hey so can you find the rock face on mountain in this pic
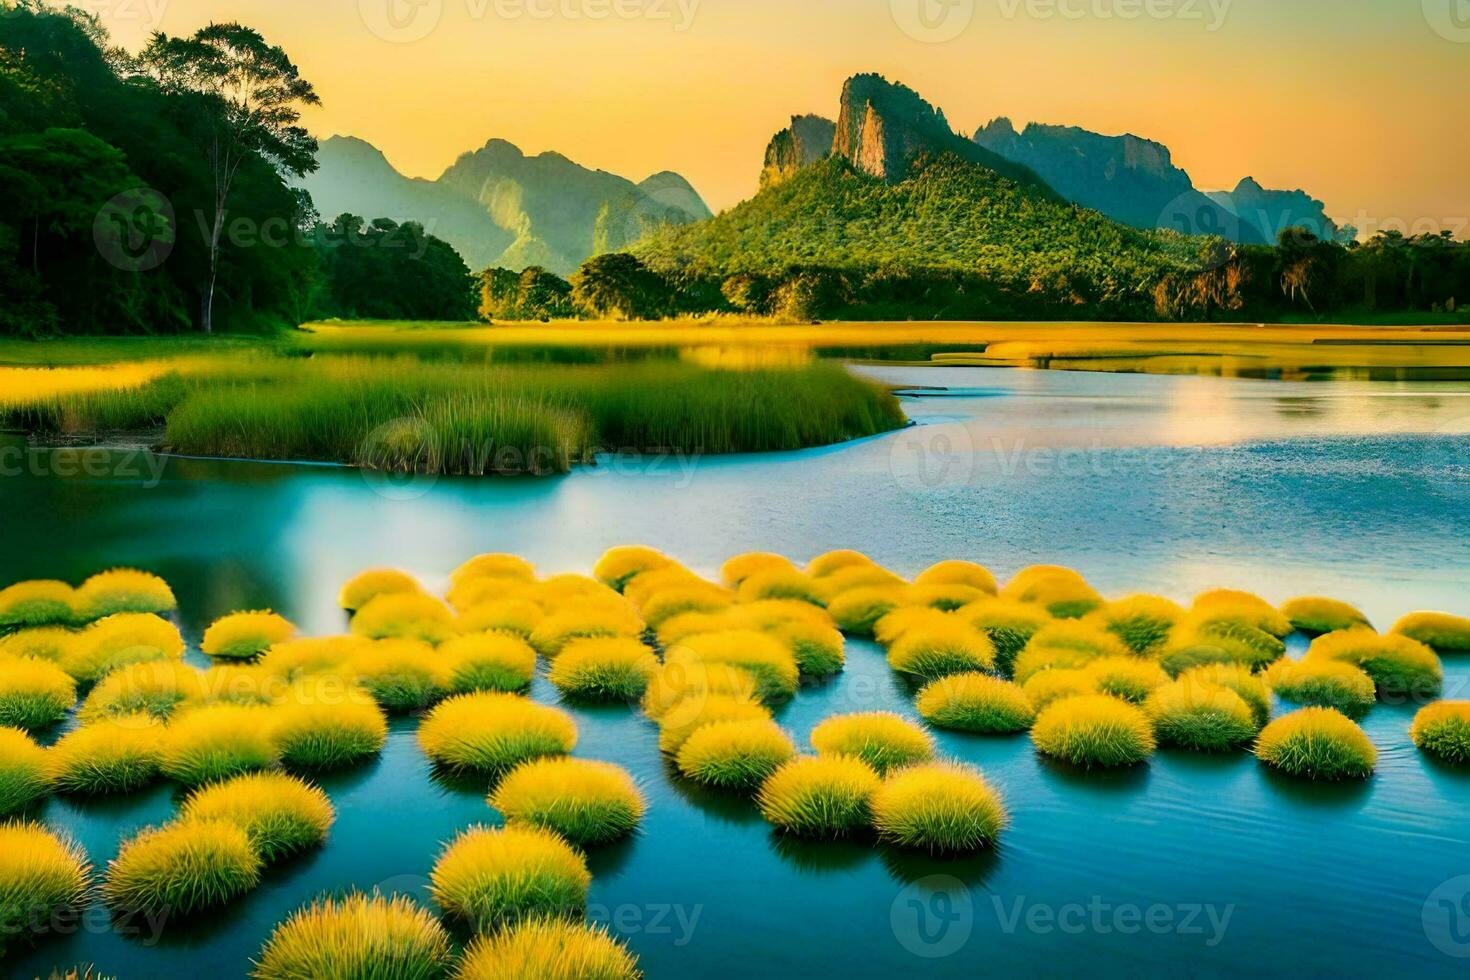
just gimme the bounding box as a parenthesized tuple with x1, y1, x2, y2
(301, 136, 711, 275)
(1207, 177, 1342, 244)
(760, 115, 836, 189)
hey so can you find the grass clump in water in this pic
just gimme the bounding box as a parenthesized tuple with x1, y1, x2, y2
(870, 761, 1006, 853)
(529, 606, 645, 659)
(0, 655, 76, 730)
(349, 639, 450, 713)
(1030, 695, 1156, 769)
(956, 598, 1051, 677)
(805, 550, 877, 579)
(640, 586, 732, 631)
(1176, 663, 1272, 727)
(767, 619, 845, 676)
(490, 758, 644, 846)
(1255, 707, 1376, 780)
(350, 593, 455, 646)
(74, 569, 176, 622)
(455, 917, 641, 980)
(1021, 669, 1097, 710)
(1191, 590, 1291, 637)
(182, 772, 334, 863)
(737, 569, 825, 607)
(915, 561, 998, 595)
(721, 552, 795, 589)
(1391, 612, 1470, 653)
(1083, 657, 1169, 704)
(1084, 596, 1183, 656)
(273, 683, 388, 770)
(1012, 622, 1131, 684)
(656, 694, 770, 755)
(338, 569, 422, 612)
(440, 633, 537, 695)
(547, 637, 658, 702)
(103, 819, 262, 916)
(666, 631, 800, 702)
(457, 598, 546, 641)
(0, 728, 51, 816)
(826, 586, 909, 637)
(202, 611, 296, 661)
(1001, 567, 1103, 619)
(48, 714, 164, 794)
(593, 547, 672, 592)
(640, 662, 759, 723)
(0, 580, 75, 629)
(418, 693, 576, 776)
(1280, 597, 1370, 636)
(886, 621, 995, 680)
(0, 821, 91, 955)
(916, 673, 1035, 734)
(757, 755, 881, 838)
(1306, 628, 1443, 700)
(430, 824, 590, 932)
(1410, 702, 1470, 765)
(1265, 658, 1376, 718)
(252, 891, 453, 980)
(63, 614, 184, 685)
(79, 661, 205, 724)
(1145, 681, 1258, 752)
(675, 718, 796, 791)
(161, 704, 281, 786)
(810, 712, 934, 774)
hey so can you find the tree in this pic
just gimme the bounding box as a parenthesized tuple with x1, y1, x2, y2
(141, 23, 319, 333)
(571, 253, 670, 320)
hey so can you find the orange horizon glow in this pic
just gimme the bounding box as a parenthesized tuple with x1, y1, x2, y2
(96, 0, 1466, 236)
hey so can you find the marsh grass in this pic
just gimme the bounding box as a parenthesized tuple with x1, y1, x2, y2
(870, 761, 1007, 853)
(757, 756, 881, 838)
(47, 714, 164, 795)
(546, 638, 659, 702)
(1254, 707, 1377, 781)
(349, 594, 455, 646)
(78, 661, 205, 724)
(252, 891, 453, 980)
(64, 613, 185, 685)
(160, 704, 281, 786)
(1265, 659, 1377, 718)
(674, 719, 796, 791)
(349, 640, 450, 713)
(1030, 695, 1156, 769)
(809, 712, 935, 775)
(0, 727, 51, 816)
(1410, 702, 1470, 765)
(914, 561, 998, 595)
(489, 758, 645, 846)
(885, 621, 995, 680)
(1280, 597, 1371, 636)
(666, 631, 800, 702)
(655, 694, 770, 755)
(273, 689, 389, 771)
(1392, 612, 1470, 653)
(916, 673, 1035, 734)
(417, 693, 577, 776)
(103, 819, 262, 916)
(338, 569, 422, 612)
(0, 821, 91, 954)
(1306, 629, 1444, 699)
(441, 633, 538, 695)
(429, 824, 590, 932)
(455, 917, 641, 980)
(1145, 682, 1258, 752)
(181, 773, 335, 864)
(768, 620, 846, 676)
(0, 655, 77, 730)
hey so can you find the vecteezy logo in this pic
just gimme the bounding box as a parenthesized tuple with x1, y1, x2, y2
(1424, 0, 1470, 42)
(1158, 191, 1243, 273)
(890, 874, 973, 958)
(359, 0, 444, 43)
(891, 0, 975, 43)
(357, 417, 442, 501)
(93, 188, 175, 272)
(888, 420, 976, 496)
(1425, 875, 1470, 958)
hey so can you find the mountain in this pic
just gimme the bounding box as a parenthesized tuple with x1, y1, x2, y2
(973, 119, 1344, 245)
(761, 115, 837, 189)
(301, 136, 711, 275)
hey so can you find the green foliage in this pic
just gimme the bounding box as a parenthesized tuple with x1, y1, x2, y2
(314, 215, 475, 322)
(571, 253, 671, 319)
(479, 265, 575, 321)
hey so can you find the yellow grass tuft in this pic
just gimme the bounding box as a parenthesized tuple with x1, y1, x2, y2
(1410, 702, 1470, 765)
(1084, 595, 1183, 655)
(593, 546, 671, 592)
(103, 818, 262, 915)
(1002, 567, 1103, 619)
(640, 585, 733, 630)
(1176, 663, 1272, 727)
(737, 568, 825, 607)
(766, 619, 846, 676)
(1012, 622, 1132, 684)
(79, 660, 205, 723)
(824, 585, 909, 636)
(640, 662, 759, 722)
(874, 607, 956, 648)
(1264, 658, 1376, 718)
(338, 569, 422, 612)
(1145, 681, 1258, 752)
(430, 824, 590, 932)
(915, 560, 998, 595)
(453, 554, 537, 588)
(47, 714, 163, 795)
(721, 552, 795, 589)
(666, 630, 799, 702)
(489, 757, 644, 846)
(0, 820, 91, 949)
(916, 673, 1035, 734)
(0, 626, 75, 663)
(63, 613, 184, 685)
(814, 564, 906, 601)
(0, 727, 51, 816)
(74, 568, 176, 621)
(456, 598, 546, 640)
(1191, 589, 1291, 637)
(870, 761, 1007, 853)
(454, 917, 641, 980)
(0, 654, 77, 730)
(1030, 695, 1156, 768)
(810, 712, 935, 774)
(441, 633, 538, 694)
(182, 772, 334, 863)
(203, 611, 297, 661)
(675, 718, 796, 791)
(1021, 669, 1097, 710)
(1391, 611, 1470, 653)
(350, 593, 454, 645)
(252, 891, 453, 980)
(1255, 707, 1376, 780)
(757, 755, 880, 837)
(448, 576, 534, 614)
(621, 566, 699, 608)
(1280, 596, 1370, 636)
(418, 693, 577, 775)
(161, 703, 281, 786)
(348, 639, 450, 713)
(529, 606, 645, 659)
(804, 550, 877, 579)
(655, 694, 769, 755)
(272, 683, 388, 770)
(257, 636, 369, 680)
(908, 584, 988, 613)
(957, 597, 1052, 676)
(0, 580, 75, 628)
(1083, 657, 1170, 704)
(1306, 628, 1443, 699)
(548, 637, 659, 702)
(886, 620, 995, 680)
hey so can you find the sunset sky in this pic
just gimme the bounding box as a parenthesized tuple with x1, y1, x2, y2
(101, 0, 1466, 235)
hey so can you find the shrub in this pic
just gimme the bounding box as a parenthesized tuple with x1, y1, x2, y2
(886, 621, 995, 680)
(161, 704, 281, 786)
(1281, 597, 1370, 636)
(0, 655, 76, 730)
(350, 639, 449, 713)
(273, 684, 389, 770)
(202, 611, 296, 661)
(442, 633, 537, 694)
(0, 728, 50, 816)
(430, 824, 590, 931)
(757, 755, 880, 837)
(490, 758, 644, 846)
(338, 569, 422, 612)
(258, 636, 370, 680)
(675, 718, 796, 791)
(1306, 628, 1443, 699)
(104, 819, 262, 916)
(455, 917, 641, 980)
(548, 638, 659, 702)
(1145, 682, 1258, 752)
(957, 598, 1051, 677)
(63, 614, 184, 684)
(1255, 707, 1376, 780)
(592, 546, 670, 592)
(418, 693, 576, 775)
(641, 586, 732, 630)
(1030, 695, 1156, 768)
(915, 561, 998, 595)
(870, 761, 1006, 852)
(1392, 612, 1470, 653)
(457, 598, 547, 640)
(0, 821, 90, 953)
(1191, 590, 1291, 637)
(0, 580, 75, 628)
(253, 891, 453, 980)
(529, 607, 645, 659)
(1265, 659, 1376, 718)
(667, 631, 799, 702)
(1083, 657, 1169, 704)
(1001, 568, 1102, 619)
(74, 569, 176, 621)
(1410, 702, 1470, 765)
(453, 553, 538, 587)
(79, 661, 205, 723)
(810, 712, 934, 774)
(182, 772, 333, 863)
(640, 662, 759, 722)
(655, 694, 770, 754)
(1085, 596, 1183, 655)
(350, 594, 454, 645)
(721, 552, 795, 589)
(1012, 622, 1131, 684)
(916, 673, 1035, 734)
(826, 586, 908, 636)
(805, 550, 876, 579)
(1177, 663, 1272, 727)
(1021, 669, 1097, 710)
(1169, 615, 1286, 671)
(737, 569, 825, 607)
(48, 714, 164, 794)
(767, 619, 845, 676)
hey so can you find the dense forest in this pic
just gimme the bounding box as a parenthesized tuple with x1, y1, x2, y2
(0, 2, 1465, 335)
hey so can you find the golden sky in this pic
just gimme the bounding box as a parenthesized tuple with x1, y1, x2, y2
(102, 0, 1466, 235)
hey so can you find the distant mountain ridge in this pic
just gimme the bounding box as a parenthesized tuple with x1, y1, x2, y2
(301, 136, 711, 275)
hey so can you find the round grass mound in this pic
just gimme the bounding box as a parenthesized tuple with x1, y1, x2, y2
(1083, 657, 1169, 704)
(805, 550, 877, 579)
(0, 626, 74, 664)
(1176, 663, 1272, 728)
(721, 552, 795, 590)
(273, 685, 389, 770)
(1021, 669, 1097, 711)
(528, 607, 645, 659)
(63, 613, 184, 685)
(756, 755, 881, 838)
(79, 660, 206, 724)
(675, 718, 796, 791)
(349, 639, 450, 713)
(666, 631, 799, 702)
(1392, 611, 1470, 653)
(1265, 658, 1376, 718)
(1001, 568, 1103, 619)
(202, 611, 297, 661)
(47, 714, 164, 795)
(621, 567, 699, 609)
(592, 546, 671, 592)
(1306, 628, 1443, 700)
(886, 621, 995, 680)
(656, 694, 770, 755)
(816, 564, 907, 601)
(257, 636, 368, 681)
(430, 824, 590, 932)
(0, 654, 77, 731)
(449, 576, 533, 615)
(418, 693, 577, 776)
(916, 673, 1035, 734)
(1084, 595, 1183, 656)
(0, 820, 91, 949)
(915, 560, 998, 595)
(810, 712, 935, 775)
(104, 818, 262, 916)
(0, 580, 75, 629)
(1156, 641, 1263, 678)
(74, 568, 176, 622)
(1030, 695, 1156, 769)
(1145, 681, 1258, 752)
(1171, 614, 1288, 672)
(252, 890, 453, 980)
(957, 598, 1052, 677)
(453, 553, 538, 588)
(908, 584, 988, 613)
(0, 727, 51, 817)
(767, 620, 846, 677)
(640, 661, 759, 723)
(161, 703, 281, 786)
(874, 607, 955, 648)
(640, 586, 733, 631)
(338, 568, 422, 612)
(547, 638, 659, 702)
(826, 586, 909, 637)
(441, 633, 537, 695)
(490, 757, 644, 846)
(1410, 702, 1470, 765)
(182, 772, 335, 863)
(737, 569, 825, 607)
(870, 761, 1006, 853)
(457, 598, 546, 641)
(350, 593, 455, 646)
(1280, 596, 1370, 636)
(1191, 589, 1292, 637)
(1255, 707, 1376, 780)
(455, 917, 641, 980)
(1012, 622, 1132, 684)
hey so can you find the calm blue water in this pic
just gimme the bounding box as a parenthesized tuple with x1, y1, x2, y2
(3, 367, 1470, 979)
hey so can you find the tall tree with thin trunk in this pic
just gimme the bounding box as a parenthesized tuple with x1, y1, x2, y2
(141, 23, 318, 334)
